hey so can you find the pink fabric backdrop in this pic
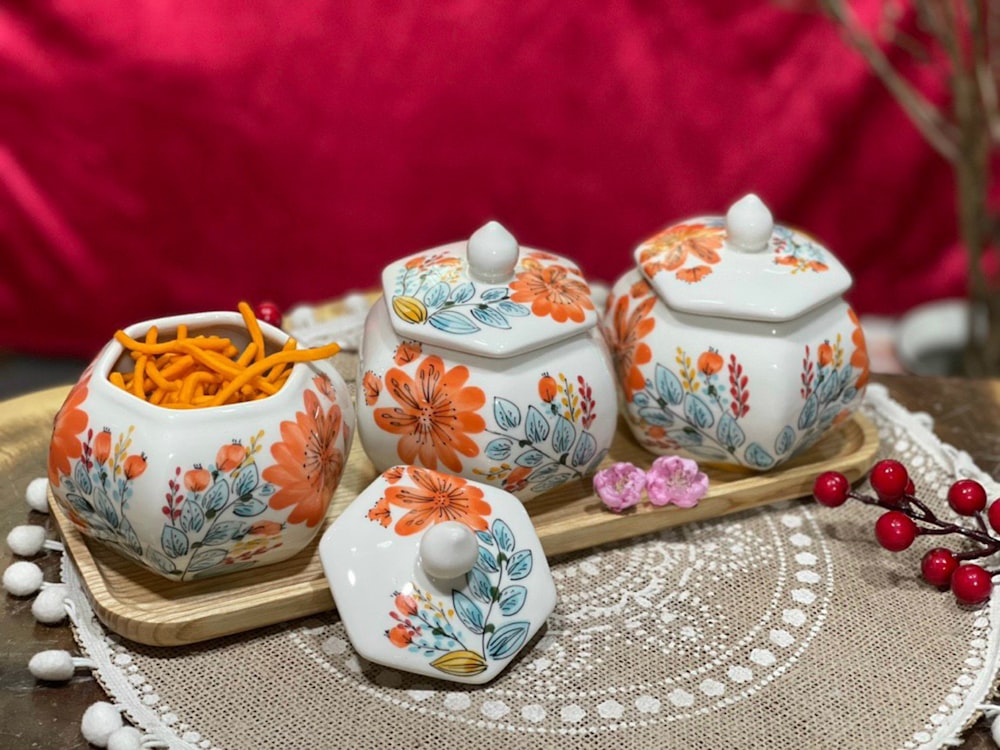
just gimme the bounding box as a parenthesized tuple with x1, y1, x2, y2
(0, 1, 965, 357)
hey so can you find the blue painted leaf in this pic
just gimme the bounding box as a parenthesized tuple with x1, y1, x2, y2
(73, 460, 92, 494)
(775, 425, 796, 455)
(234, 463, 259, 497)
(66, 493, 94, 515)
(499, 585, 528, 616)
(515, 449, 545, 468)
(492, 518, 515, 553)
(187, 547, 227, 573)
(161, 525, 189, 559)
(632, 392, 650, 408)
(467, 567, 493, 604)
(497, 301, 530, 317)
(683, 393, 715, 429)
(552, 416, 576, 454)
(531, 471, 573, 493)
(180, 500, 206, 533)
(429, 310, 480, 334)
(528, 463, 560, 480)
(94, 488, 119, 528)
(674, 428, 703, 447)
(506, 549, 533, 580)
(744, 442, 775, 469)
(798, 394, 819, 429)
(146, 548, 176, 575)
(655, 364, 685, 405)
(480, 287, 508, 302)
(816, 371, 837, 404)
(638, 407, 673, 427)
(476, 546, 500, 573)
(203, 479, 229, 513)
(486, 621, 530, 660)
(119, 517, 142, 555)
(571, 432, 597, 467)
(687, 445, 730, 462)
(717, 414, 746, 450)
(452, 590, 485, 634)
(476, 530, 495, 545)
(203, 521, 248, 546)
(423, 281, 450, 309)
(493, 398, 521, 431)
(471, 306, 511, 330)
(841, 386, 858, 404)
(586, 448, 609, 475)
(233, 498, 268, 517)
(484, 438, 513, 461)
(449, 282, 476, 304)
(525, 406, 550, 443)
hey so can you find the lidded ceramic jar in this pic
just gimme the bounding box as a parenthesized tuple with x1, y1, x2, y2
(602, 194, 869, 471)
(356, 221, 617, 500)
(47, 311, 354, 581)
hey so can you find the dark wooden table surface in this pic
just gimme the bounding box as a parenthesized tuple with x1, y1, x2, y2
(2, 373, 1000, 749)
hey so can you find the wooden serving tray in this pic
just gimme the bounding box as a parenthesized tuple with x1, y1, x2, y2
(52, 413, 879, 647)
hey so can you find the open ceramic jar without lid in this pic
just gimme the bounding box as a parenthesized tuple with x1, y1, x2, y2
(356, 221, 618, 501)
(47, 311, 354, 581)
(602, 194, 869, 471)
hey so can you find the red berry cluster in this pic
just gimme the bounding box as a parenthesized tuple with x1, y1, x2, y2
(813, 460, 998, 606)
(254, 301, 283, 328)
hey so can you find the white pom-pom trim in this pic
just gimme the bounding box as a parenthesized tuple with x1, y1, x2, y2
(32, 584, 69, 624)
(81, 701, 124, 747)
(6, 525, 63, 556)
(28, 649, 96, 681)
(25, 477, 50, 513)
(2, 560, 44, 596)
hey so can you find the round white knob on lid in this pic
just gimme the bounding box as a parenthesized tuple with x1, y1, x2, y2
(725, 194, 774, 253)
(419, 521, 479, 579)
(467, 221, 519, 283)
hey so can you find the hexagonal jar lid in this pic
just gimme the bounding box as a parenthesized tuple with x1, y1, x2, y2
(380, 221, 599, 358)
(635, 194, 853, 323)
(318, 465, 557, 684)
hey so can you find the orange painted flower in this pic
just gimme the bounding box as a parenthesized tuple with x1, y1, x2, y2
(697, 349, 724, 376)
(395, 592, 419, 616)
(848, 308, 870, 389)
(604, 291, 656, 401)
(502, 466, 532, 494)
(639, 223, 723, 283)
(123, 453, 147, 480)
(362, 370, 381, 406)
(394, 341, 422, 366)
(184, 467, 211, 492)
(48, 376, 90, 486)
(313, 373, 337, 401)
(374, 355, 485, 473)
(383, 466, 406, 484)
(216, 443, 247, 472)
(538, 373, 558, 403)
(367, 496, 392, 527)
(264, 389, 345, 527)
(509, 264, 594, 324)
(385, 467, 491, 536)
(93, 429, 112, 465)
(249, 520, 284, 537)
(388, 624, 414, 647)
(817, 341, 834, 367)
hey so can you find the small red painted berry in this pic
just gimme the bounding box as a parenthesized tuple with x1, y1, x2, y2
(920, 548, 958, 588)
(950, 564, 993, 606)
(254, 301, 283, 327)
(813, 471, 850, 507)
(874, 510, 918, 552)
(869, 459, 909, 503)
(947, 479, 988, 516)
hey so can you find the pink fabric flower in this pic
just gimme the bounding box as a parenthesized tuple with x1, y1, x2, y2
(594, 462, 647, 513)
(645, 456, 709, 508)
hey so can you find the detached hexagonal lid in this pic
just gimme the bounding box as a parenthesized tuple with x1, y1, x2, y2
(636, 194, 853, 322)
(319, 465, 557, 684)
(380, 221, 599, 358)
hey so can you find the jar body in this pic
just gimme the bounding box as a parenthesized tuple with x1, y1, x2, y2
(602, 271, 869, 470)
(47, 312, 354, 581)
(357, 297, 618, 500)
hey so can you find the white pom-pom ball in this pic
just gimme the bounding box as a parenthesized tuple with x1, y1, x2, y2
(28, 650, 75, 681)
(2, 560, 44, 595)
(81, 701, 124, 747)
(25, 477, 50, 513)
(106, 726, 143, 750)
(7, 525, 48, 556)
(32, 584, 68, 623)
(991, 714, 1000, 745)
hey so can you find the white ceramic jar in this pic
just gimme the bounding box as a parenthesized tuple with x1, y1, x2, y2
(602, 195, 869, 471)
(356, 221, 617, 500)
(47, 311, 354, 581)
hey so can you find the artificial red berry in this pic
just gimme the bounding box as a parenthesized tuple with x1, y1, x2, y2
(947, 478, 988, 516)
(988, 500, 1000, 535)
(904, 478, 915, 496)
(920, 547, 958, 588)
(813, 471, 850, 507)
(254, 301, 283, 327)
(950, 564, 993, 606)
(874, 510, 918, 551)
(869, 459, 909, 504)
